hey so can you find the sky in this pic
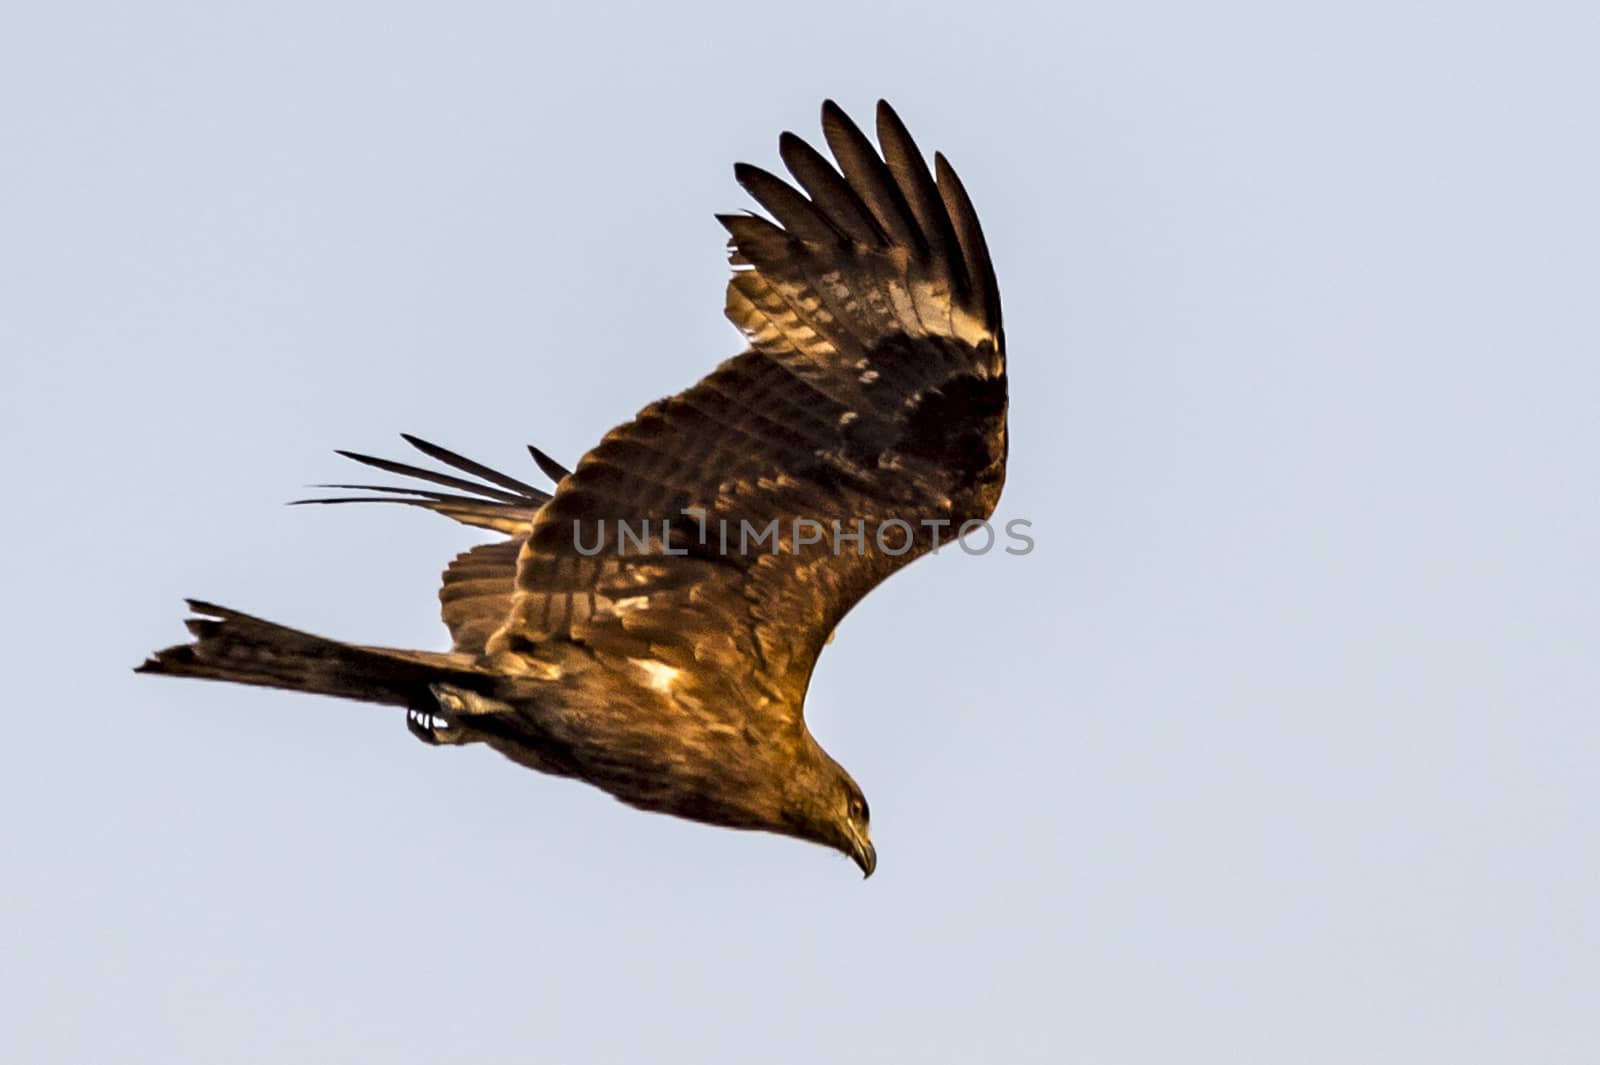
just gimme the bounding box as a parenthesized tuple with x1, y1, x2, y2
(3, 2, 1597, 1062)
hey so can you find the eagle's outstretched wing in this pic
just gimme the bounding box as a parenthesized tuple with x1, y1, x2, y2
(491, 100, 1007, 708)
(293, 434, 569, 654)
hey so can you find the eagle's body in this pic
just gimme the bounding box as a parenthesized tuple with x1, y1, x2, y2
(140, 101, 1006, 876)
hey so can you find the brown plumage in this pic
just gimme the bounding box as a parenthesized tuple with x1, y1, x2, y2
(138, 101, 1006, 877)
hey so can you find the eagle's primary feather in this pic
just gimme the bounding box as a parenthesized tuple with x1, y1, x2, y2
(139, 101, 1006, 877)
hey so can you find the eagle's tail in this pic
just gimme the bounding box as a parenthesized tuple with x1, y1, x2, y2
(136, 600, 489, 708)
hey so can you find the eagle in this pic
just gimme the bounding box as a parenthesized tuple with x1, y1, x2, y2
(139, 101, 1006, 877)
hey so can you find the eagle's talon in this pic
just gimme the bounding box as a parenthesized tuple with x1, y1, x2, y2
(406, 707, 442, 745)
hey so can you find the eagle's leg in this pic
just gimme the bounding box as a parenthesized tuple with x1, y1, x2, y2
(405, 683, 511, 746)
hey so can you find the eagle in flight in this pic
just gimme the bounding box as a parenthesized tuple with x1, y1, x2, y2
(140, 101, 1006, 877)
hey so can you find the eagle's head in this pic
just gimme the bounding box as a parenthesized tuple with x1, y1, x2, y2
(835, 778, 877, 878)
(783, 740, 876, 878)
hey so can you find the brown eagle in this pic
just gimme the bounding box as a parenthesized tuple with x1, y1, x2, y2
(139, 101, 1006, 877)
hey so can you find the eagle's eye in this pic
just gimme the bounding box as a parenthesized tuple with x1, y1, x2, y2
(847, 795, 869, 824)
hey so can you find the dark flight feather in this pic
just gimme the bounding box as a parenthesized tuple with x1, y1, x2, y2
(876, 101, 967, 303)
(777, 131, 884, 245)
(820, 100, 922, 250)
(526, 444, 573, 484)
(291, 442, 558, 536)
(935, 151, 1002, 334)
(734, 162, 839, 243)
(332, 449, 528, 504)
(399, 433, 549, 499)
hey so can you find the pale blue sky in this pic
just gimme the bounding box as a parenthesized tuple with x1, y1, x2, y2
(4, 2, 1597, 1062)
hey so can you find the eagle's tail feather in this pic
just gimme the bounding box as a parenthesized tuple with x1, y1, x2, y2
(136, 600, 488, 708)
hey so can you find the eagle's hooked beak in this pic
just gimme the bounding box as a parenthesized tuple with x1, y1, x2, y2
(849, 832, 877, 879)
